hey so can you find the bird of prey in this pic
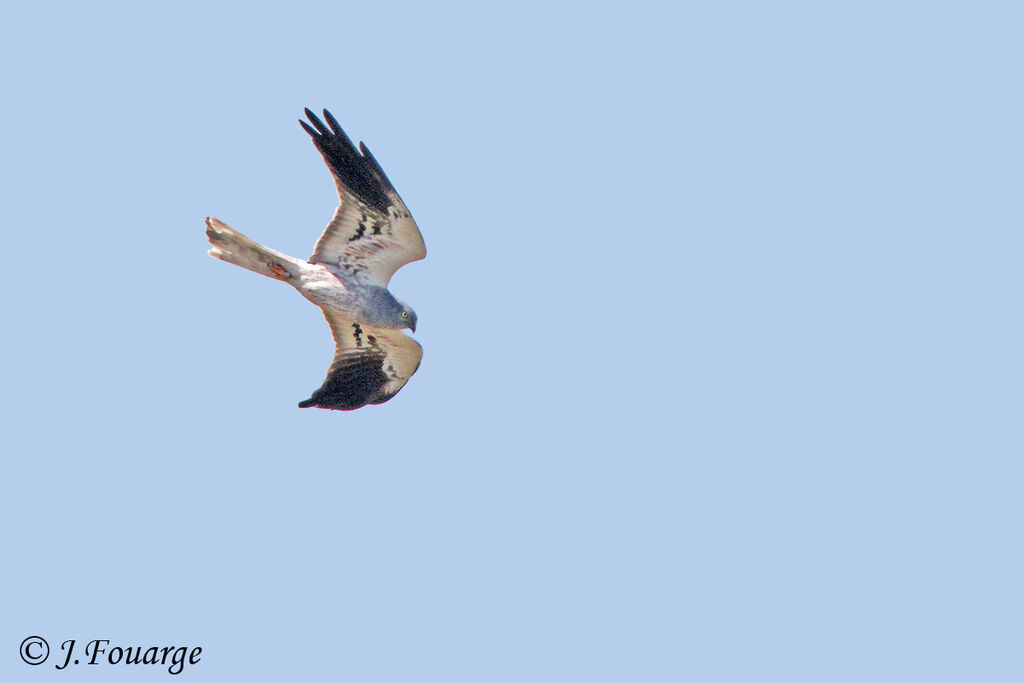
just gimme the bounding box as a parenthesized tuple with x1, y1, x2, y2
(205, 108, 426, 410)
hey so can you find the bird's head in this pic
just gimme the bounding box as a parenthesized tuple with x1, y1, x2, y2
(397, 299, 417, 333)
(362, 287, 418, 332)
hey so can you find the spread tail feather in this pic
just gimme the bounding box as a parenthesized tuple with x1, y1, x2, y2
(205, 217, 302, 281)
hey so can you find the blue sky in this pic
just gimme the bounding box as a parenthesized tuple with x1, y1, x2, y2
(2, 1, 1021, 681)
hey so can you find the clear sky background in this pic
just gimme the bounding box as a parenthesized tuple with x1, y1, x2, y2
(1, 1, 1021, 681)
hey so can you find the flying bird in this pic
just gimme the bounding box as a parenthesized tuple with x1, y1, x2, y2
(206, 108, 426, 410)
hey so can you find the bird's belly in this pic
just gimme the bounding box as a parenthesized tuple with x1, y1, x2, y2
(296, 264, 359, 312)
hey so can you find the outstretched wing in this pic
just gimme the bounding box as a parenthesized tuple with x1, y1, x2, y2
(300, 108, 426, 287)
(298, 311, 423, 411)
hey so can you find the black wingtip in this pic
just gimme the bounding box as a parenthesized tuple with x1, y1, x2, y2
(298, 107, 398, 214)
(323, 109, 343, 135)
(303, 108, 330, 135)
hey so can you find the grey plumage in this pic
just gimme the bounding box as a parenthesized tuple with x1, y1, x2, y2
(205, 109, 426, 411)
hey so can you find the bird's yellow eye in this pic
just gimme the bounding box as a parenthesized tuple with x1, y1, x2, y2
(401, 312, 409, 319)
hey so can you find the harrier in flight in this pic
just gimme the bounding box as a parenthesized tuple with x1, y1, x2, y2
(206, 108, 426, 410)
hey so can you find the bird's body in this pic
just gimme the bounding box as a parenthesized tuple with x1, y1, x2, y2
(206, 109, 426, 411)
